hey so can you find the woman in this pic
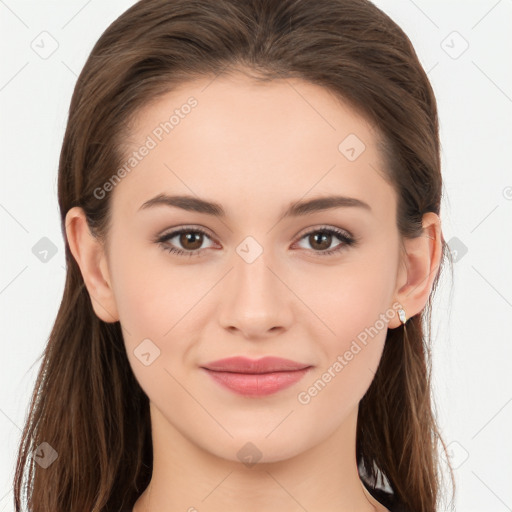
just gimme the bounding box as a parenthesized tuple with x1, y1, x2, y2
(14, 0, 456, 511)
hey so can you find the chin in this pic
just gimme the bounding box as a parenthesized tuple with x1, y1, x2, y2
(205, 433, 308, 466)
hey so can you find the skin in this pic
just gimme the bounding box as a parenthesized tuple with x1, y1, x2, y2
(65, 72, 442, 512)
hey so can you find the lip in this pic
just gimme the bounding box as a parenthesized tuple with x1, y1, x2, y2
(201, 356, 311, 373)
(200, 356, 312, 397)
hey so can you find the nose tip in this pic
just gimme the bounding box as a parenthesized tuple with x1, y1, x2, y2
(218, 261, 293, 340)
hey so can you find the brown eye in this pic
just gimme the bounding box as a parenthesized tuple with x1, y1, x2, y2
(295, 227, 356, 256)
(157, 227, 214, 257)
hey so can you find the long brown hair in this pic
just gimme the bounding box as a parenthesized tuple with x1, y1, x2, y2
(14, 0, 456, 510)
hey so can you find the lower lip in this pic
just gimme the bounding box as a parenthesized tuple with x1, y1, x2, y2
(202, 367, 311, 397)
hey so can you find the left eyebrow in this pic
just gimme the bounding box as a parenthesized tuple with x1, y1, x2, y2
(138, 193, 372, 218)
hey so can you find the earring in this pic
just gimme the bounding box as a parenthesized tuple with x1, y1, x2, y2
(398, 307, 407, 325)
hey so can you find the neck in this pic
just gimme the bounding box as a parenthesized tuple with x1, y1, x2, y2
(134, 403, 385, 512)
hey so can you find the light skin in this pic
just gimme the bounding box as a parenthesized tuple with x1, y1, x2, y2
(65, 72, 442, 512)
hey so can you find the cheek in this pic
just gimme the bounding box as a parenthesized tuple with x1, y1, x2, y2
(108, 248, 196, 398)
(298, 305, 389, 424)
(109, 236, 186, 327)
(108, 241, 211, 379)
(299, 255, 395, 336)
(297, 255, 395, 394)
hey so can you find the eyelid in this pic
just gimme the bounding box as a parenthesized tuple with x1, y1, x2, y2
(294, 224, 353, 240)
(155, 224, 215, 241)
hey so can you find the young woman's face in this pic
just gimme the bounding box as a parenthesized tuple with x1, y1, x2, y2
(105, 73, 404, 462)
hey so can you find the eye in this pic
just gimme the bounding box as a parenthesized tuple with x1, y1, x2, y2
(155, 225, 357, 257)
(294, 226, 357, 256)
(156, 226, 215, 257)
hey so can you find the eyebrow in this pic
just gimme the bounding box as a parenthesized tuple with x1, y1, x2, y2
(138, 193, 371, 218)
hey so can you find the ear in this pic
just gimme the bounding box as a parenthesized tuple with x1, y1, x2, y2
(388, 212, 443, 329)
(64, 207, 119, 323)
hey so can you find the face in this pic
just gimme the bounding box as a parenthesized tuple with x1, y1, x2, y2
(102, 73, 404, 463)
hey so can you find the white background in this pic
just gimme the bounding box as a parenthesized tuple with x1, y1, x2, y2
(1, 1, 511, 511)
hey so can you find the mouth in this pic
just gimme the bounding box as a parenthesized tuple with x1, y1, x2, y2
(200, 356, 313, 397)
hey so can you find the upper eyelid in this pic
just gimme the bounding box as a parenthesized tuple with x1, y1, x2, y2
(158, 225, 214, 241)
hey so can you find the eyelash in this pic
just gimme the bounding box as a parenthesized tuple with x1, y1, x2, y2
(155, 225, 357, 258)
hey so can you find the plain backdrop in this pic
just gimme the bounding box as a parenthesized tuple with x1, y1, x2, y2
(1, 1, 511, 511)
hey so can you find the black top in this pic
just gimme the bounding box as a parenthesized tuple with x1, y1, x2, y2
(364, 482, 411, 512)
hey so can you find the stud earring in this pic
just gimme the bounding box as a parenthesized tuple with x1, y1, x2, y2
(398, 307, 407, 325)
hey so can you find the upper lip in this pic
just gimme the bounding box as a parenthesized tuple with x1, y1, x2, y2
(201, 356, 311, 374)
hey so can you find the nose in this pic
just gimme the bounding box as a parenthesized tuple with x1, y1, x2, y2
(217, 247, 294, 340)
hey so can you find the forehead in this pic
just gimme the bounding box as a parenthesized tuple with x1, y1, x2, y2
(111, 73, 395, 223)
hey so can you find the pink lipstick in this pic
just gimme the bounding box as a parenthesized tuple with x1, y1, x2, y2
(200, 356, 312, 397)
